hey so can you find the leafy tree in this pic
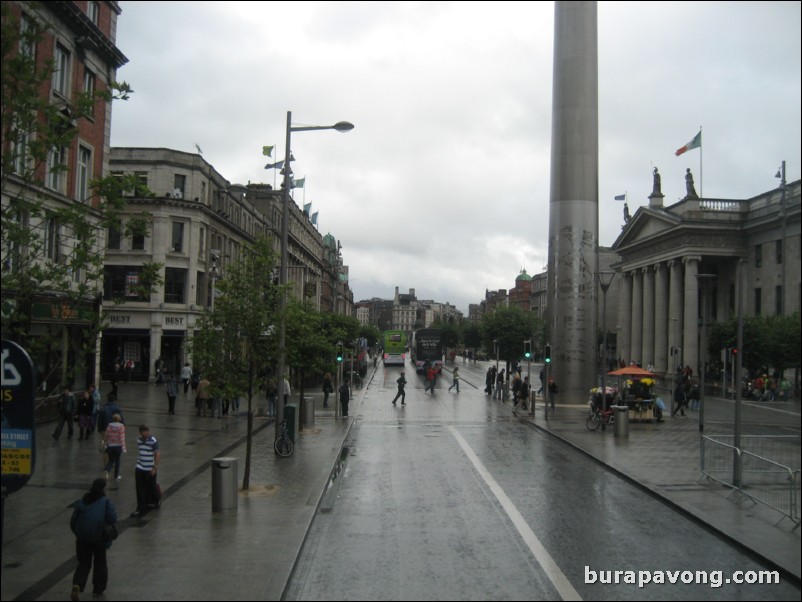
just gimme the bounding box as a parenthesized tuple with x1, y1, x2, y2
(709, 313, 800, 375)
(481, 306, 540, 364)
(1, 5, 158, 394)
(358, 324, 381, 349)
(190, 237, 280, 490)
(461, 322, 483, 352)
(439, 322, 459, 351)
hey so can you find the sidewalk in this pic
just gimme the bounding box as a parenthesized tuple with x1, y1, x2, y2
(517, 394, 801, 581)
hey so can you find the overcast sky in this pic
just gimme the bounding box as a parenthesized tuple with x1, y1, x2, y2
(110, 1, 801, 314)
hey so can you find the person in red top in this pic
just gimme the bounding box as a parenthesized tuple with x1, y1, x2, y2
(424, 365, 438, 394)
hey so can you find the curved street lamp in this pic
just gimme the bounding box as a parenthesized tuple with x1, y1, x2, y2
(276, 111, 353, 435)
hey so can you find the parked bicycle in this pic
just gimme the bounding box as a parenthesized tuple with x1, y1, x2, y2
(586, 401, 615, 431)
(274, 419, 294, 457)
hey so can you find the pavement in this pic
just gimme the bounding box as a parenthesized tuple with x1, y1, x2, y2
(1, 362, 799, 601)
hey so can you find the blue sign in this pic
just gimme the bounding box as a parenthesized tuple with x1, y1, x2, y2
(2, 340, 36, 494)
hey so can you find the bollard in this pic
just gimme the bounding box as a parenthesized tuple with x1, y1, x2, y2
(614, 406, 629, 438)
(303, 397, 315, 428)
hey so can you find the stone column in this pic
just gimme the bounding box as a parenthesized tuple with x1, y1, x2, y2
(642, 266, 655, 369)
(618, 271, 632, 365)
(668, 259, 683, 374)
(653, 263, 669, 374)
(683, 256, 700, 375)
(631, 269, 643, 365)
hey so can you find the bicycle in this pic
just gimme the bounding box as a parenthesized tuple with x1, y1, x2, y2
(586, 402, 615, 431)
(274, 419, 294, 457)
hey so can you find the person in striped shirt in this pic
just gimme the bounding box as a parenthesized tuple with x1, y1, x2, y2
(131, 425, 160, 518)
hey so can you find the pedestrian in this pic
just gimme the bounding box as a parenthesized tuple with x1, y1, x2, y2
(547, 377, 559, 412)
(102, 413, 126, 481)
(493, 369, 505, 400)
(70, 478, 118, 601)
(339, 381, 351, 417)
(654, 397, 666, 423)
(510, 372, 522, 402)
(180, 362, 192, 397)
(196, 376, 211, 416)
(154, 356, 164, 385)
(672, 383, 688, 417)
(165, 372, 178, 414)
(76, 390, 94, 441)
(485, 367, 494, 395)
(110, 363, 120, 400)
(124, 358, 134, 382)
(282, 375, 292, 407)
(265, 379, 277, 418)
(448, 367, 460, 393)
(89, 384, 101, 432)
(392, 372, 407, 405)
(513, 376, 531, 414)
(190, 368, 200, 394)
(322, 373, 333, 408)
(131, 424, 161, 518)
(424, 365, 438, 394)
(538, 369, 545, 395)
(97, 395, 123, 434)
(52, 386, 76, 440)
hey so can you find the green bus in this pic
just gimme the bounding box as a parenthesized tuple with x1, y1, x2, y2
(382, 330, 407, 366)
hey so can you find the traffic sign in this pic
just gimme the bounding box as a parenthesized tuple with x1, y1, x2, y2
(2, 340, 37, 494)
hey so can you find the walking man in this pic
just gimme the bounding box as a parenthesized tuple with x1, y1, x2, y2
(52, 386, 76, 440)
(339, 381, 351, 417)
(392, 372, 407, 405)
(131, 424, 160, 517)
(513, 376, 531, 415)
(448, 367, 460, 393)
(70, 478, 117, 601)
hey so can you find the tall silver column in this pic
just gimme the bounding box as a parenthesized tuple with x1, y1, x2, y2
(547, 1, 598, 400)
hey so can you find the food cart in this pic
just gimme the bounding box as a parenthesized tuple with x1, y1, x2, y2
(607, 366, 657, 422)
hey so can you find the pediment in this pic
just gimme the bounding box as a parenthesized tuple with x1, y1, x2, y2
(612, 207, 680, 250)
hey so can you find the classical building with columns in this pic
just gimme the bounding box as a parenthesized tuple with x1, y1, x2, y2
(612, 177, 800, 378)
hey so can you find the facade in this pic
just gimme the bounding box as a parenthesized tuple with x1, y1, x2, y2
(104, 148, 352, 381)
(1, 1, 127, 393)
(392, 287, 418, 337)
(612, 179, 801, 377)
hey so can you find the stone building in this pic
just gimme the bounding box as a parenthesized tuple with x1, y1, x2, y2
(612, 177, 800, 377)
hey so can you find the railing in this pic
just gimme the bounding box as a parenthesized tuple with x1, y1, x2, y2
(701, 435, 800, 528)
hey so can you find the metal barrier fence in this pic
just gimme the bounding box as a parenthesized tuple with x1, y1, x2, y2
(701, 435, 800, 528)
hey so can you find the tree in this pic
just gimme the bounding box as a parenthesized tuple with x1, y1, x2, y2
(481, 307, 541, 364)
(439, 322, 459, 353)
(358, 324, 381, 349)
(190, 237, 280, 490)
(709, 313, 800, 375)
(461, 322, 483, 353)
(1, 5, 158, 394)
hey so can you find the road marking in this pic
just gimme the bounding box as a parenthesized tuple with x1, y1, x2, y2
(449, 426, 582, 601)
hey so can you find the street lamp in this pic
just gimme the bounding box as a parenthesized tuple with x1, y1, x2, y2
(596, 271, 615, 426)
(776, 161, 786, 317)
(696, 273, 717, 433)
(276, 111, 353, 437)
(209, 249, 220, 311)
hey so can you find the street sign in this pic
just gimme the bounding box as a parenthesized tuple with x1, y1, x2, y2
(1, 340, 36, 494)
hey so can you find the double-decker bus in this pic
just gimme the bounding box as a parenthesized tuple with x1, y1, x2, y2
(411, 328, 442, 373)
(382, 330, 407, 366)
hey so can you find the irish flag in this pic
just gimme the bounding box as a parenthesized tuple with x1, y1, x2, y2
(675, 131, 702, 156)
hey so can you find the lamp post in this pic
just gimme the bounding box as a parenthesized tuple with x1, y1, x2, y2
(209, 249, 220, 311)
(776, 160, 786, 317)
(596, 271, 615, 427)
(276, 111, 353, 438)
(696, 273, 716, 433)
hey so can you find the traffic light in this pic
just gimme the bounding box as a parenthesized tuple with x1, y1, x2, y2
(336, 343, 343, 363)
(731, 348, 738, 358)
(544, 344, 552, 364)
(523, 340, 532, 360)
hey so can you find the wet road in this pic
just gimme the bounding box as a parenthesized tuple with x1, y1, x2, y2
(286, 363, 800, 601)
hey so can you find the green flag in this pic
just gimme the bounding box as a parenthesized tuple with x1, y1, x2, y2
(262, 145, 274, 157)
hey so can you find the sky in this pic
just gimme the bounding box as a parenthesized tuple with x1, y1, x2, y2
(109, 1, 802, 315)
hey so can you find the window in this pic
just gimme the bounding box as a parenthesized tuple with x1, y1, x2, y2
(196, 271, 207, 306)
(45, 217, 60, 262)
(173, 174, 186, 198)
(76, 145, 92, 202)
(199, 227, 206, 259)
(164, 268, 187, 304)
(83, 69, 96, 117)
(87, 1, 100, 25)
(46, 145, 67, 192)
(754, 288, 762, 316)
(103, 266, 150, 301)
(776, 286, 783, 315)
(11, 128, 30, 175)
(19, 13, 36, 59)
(171, 222, 184, 252)
(754, 243, 762, 268)
(134, 171, 149, 196)
(776, 240, 783, 265)
(53, 43, 71, 97)
(107, 221, 121, 250)
(131, 232, 145, 250)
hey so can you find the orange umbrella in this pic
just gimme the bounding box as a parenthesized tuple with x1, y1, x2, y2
(607, 366, 656, 377)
